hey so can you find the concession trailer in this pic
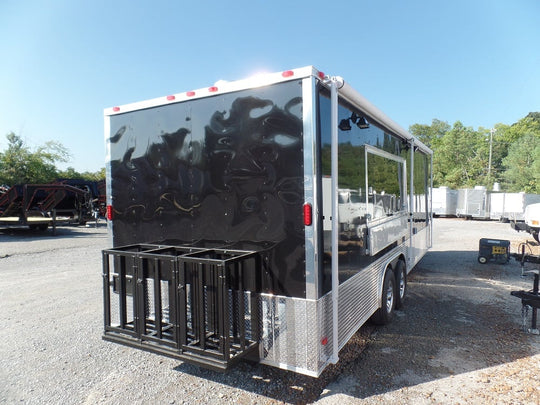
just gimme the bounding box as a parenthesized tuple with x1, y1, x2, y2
(102, 66, 433, 376)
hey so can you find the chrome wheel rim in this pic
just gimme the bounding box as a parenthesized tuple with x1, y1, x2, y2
(399, 273, 405, 299)
(386, 284, 394, 312)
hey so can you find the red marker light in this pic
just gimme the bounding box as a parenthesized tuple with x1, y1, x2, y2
(186, 91, 196, 97)
(321, 337, 328, 346)
(112, 107, 120, 112)
(318, 71, 325, 79)
(166, 95, 175, 101)
(208, 86, 218, 92)
(303, 203, 312, 226)
(282, 70, 294, 78)
(106, 205, 113, 220)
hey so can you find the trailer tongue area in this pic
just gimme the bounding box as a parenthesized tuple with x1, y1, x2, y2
(102, 243, 263, 371)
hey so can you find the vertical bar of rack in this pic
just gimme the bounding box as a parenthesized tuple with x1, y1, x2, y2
(153, 257, 163, 339)
(102, 251, 111, 329)
(533, 274, 539, 330)
(117, 255, 128, 328)
(236, 261, 246, 350)
(135, 257, 144, 339)
(169, 259, 178, 345)
(220, 263, 231, 361)
(196, 263, 205, 350)
(177, 261, 187, 348)
(208, 262, 217, 340)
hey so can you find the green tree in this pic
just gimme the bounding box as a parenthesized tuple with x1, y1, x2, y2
(409, 112, 540, 191)
(57, 167, 106, 181)
(501, 133, 540, 192)
(0, 133, 70, 186)
(433, 121, 492, 188)
(495, 113, 540, 192)
(409, 119, 450, 149)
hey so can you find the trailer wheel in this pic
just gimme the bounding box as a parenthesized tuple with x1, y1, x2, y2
(532, 230, 540, 243)
(371, 269, 396, 325)
(394, 260, 407, 310)
(478, 256, 488, 264)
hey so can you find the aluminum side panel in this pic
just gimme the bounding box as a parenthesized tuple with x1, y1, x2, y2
(410, 226, 430, 268)
(258, 243, 408, 377)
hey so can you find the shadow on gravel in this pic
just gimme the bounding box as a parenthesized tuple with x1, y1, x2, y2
(169, 249, 536, 403)
(318, 250, 535, 401)
(173, 325, 375, 404)
(174, 249, 536, 403)
(0, 222, 107, 242)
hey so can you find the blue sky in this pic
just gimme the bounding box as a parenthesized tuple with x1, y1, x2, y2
(1, 0, 539, 172)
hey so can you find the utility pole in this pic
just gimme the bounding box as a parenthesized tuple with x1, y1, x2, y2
(488, 128, 494, 178)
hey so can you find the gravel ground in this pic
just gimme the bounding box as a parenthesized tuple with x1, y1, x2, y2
(317, 219, 540, 405)
(0, 219, 538, 404)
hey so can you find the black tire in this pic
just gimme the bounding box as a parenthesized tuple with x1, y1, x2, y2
(394, 260, 407, 310)
(371, 269, 396, 325)
(532, 230, 540, 244)
(478, 256, 488, 264)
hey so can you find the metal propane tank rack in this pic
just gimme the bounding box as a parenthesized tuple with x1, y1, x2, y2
(102, 243, 261, 370)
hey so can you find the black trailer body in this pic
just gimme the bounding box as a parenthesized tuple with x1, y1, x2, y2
(107, 79, 306, 298)
(103, 67, 433, 376)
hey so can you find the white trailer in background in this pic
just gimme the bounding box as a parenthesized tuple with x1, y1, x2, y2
(102, 66, 433, 377)
(456, 186, 490, 219)
(432, 186, 457, 217)
(490, 193, 540, 222)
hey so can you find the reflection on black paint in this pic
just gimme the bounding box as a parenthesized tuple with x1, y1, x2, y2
(109, 125, 126, 143)
(109, 81, 306, 298)
(318, 88, 406, 295)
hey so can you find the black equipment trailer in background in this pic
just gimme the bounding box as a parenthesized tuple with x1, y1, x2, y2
(0, 180, 105, 231)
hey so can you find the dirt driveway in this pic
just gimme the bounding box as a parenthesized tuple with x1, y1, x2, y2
(316, 218, 540, 404)
(0, 218, 538, 404)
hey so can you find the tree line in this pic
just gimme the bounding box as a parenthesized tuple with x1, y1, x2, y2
(1, 111, 539, 192)
(410, 112, 540, 193)
(0, 132, 104, 187)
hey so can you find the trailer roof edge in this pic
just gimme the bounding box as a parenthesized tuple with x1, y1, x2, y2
(104, 66, 433, 156)
(104, 66, 321, 116)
